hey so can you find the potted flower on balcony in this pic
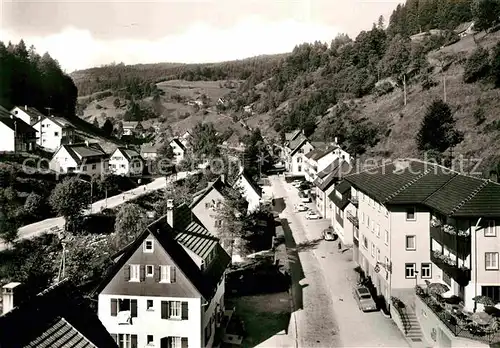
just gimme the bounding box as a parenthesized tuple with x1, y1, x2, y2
(430, 216, 441, 227)
(443, 224, 457, 235)
(457, 229, 470, 237)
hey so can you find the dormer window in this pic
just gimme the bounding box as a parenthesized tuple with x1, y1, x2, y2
(144, 240, 154, 252)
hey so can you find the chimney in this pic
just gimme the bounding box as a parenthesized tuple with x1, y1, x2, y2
(302, 129, 305, 135)
(2, 282, 22, 315)
(166, 199, 174, 228)
(85, 140, 89, 147)
(334, 137, 338, 144)
(220, 174, 225, 184)
(24, 105, 27, 111)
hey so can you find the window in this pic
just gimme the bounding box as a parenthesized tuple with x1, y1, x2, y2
(384, 230, 389, 245)
(485, 252, 499, 270)
(205, 202, 211, 209)
(82, 165, 87, 171)
(371, 242, 375, 258)
(298, 165, 302, 172)
(54, 131, 59, 136)
(405, 263, 416, 278)
(147, 300, 154, 310)
(406, 207, 416, 220)
(371, 220, 375, 233)
(485, 220, 497, 237)
(405, 235, 416, 251)
(146, 265, 154, 277)
(169, 301, 181, 318)
(377, 203, 381, 212)
(147, 335, 154, 345)
(117, 334, 137, 348)
(361, 192, 364, 201)
(385, 208, 389, 217)
(376, 248, 381, 262)
(144, 240, 154, 252)
(421, 263, 432, 278)
(130, 265, 140, 282)
(482, 286, 500, 303)
(92, 164, 97, 170)
(363, 236, 368, 249)
(376, 224, 380, 238)
(214, 220, 222, 227)
(367, 215, 370, 227)
(361, 212, 365, 224)
(297, 157, 302, 163)
(160, 265, 176, 283)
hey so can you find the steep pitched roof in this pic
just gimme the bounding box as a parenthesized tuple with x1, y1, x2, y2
(13, 106, 45, 124)
(0, 280, 118, 348)
(0, 105, 12, 118)
(170, 138, 186, 151)
(189, 176, 233, 209)
(235, 170, 262, 197)
(0, 117, 37, 134)
(454, 21, 474, 33)
(285, 130, 301, 142)
(314, 160, 354, 191)
(50, 117, 74, 129)
(305, 144, 338, 161)
(115, 147, 141, 162)
(97, 214, 230, 301)
(288, 135, 309, 155)
(57, 143, 108, 165)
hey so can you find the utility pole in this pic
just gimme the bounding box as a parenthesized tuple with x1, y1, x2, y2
(45, 107, 53, 116)
(443, 73, 447, 103)
(403, 74, 407, 106)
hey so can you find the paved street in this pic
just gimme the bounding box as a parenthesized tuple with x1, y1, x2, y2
(0, 171, 194, 251)
(266, 175, 409, 347)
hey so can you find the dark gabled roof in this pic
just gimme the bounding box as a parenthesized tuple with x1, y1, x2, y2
(96, 214, 230, 301)
(0, 117, 37, 134)
(314, 160, 355, 192)
(236, 170, 262, 197)
(0, 105, 12, 118)
(50, 117, 74, 129)
(285, 130, 301, 142)
(115, 147, 141, 162)
(335, 180, 352, 194)
(189, 176, 232, 209)
(328, 188, 350, 210)
(170, 138, 186, 151)
(288, 134, 308, 154)
(454, 21, 474, 33)
(0, 280, 118, 348)
(13, 106, 45, 124)
(58, 143, 108, 164)
(345, 159, 500, 217)
(305, 145, 337, 161)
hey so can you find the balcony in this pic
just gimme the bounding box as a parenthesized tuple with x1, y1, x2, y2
(430, 250, 471, 286)
(430, 226, 471, 256)
(346, 211, 359, 228)
(349, 196, 359, 207)
(415, 285, 500, 345)
(353, 226, 359, 241)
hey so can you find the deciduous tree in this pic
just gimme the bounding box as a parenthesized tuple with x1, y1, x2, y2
(113, 203, 148, 249)
(49, 177, 89, 232)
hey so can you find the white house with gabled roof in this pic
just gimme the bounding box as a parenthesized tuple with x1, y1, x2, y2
(49, 141, 109, 175)
(31, 115, 76, 151)
(109, 146, 144, 176)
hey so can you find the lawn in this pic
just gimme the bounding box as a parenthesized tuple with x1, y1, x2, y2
(226, 292, 291, 348)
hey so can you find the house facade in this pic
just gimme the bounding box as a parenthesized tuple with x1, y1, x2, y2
(304, 142, 350, 183)
(109, 147, 144, 176)
(141, 145, 159, 160)
(170, 139, 186, 164)
(97, 207, 230, 348)
(122, 122, 139, 136)
(0, 117, 37, 152)
(284, 134, 315, 177)
(11, 105, 46, 125)
(32, 116, 76, 151)
(49, 142, 109, 175)
(329, 180, 358, 251)
(233, 170, 262, 213)
(343, 159, 500, 347)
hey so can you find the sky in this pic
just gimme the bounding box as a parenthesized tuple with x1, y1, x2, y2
(0, 0, 400, 72)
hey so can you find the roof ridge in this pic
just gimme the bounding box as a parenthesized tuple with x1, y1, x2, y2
(384, 167, 432, 203)
(449, 179, 489, 216)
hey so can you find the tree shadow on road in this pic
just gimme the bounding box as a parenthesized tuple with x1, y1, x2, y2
(295, 238, 322, 252)
(280, 218, 305, 311)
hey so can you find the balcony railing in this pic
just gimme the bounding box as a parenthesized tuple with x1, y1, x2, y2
(415, 286, 500, 344)
(346, 211, 359, 228)
(430, 226, 471, 256)
(430, 251, 471, 286)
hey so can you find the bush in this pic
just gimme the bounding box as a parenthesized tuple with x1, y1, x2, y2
(373, 81, 395, 96)
(463, 47, 491, 83)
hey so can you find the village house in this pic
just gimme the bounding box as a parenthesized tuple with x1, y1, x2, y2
(180, 130, 193, 148)
(233, 169, 262, 213)
(329, 179, 358, 251)
(30, 115, 76, 151)
(122, 121, 139, 136)
(11, 105, 46, 125)
(339, 159, 500, 347)
(454, 21, 475, 38)
(0, 113, 37, 152)
(97, 203, 230, 348)
(283, 132, 316, 177)
(141, 144, 160, 160)
(49, 141, 109, 175)
(304, 139, 350, 183)
(109, 146, 144, 176)
(0, 280, 118, 347)
(169, 138, 187, 164)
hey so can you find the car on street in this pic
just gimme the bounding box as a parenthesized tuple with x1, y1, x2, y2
(322, 228, 335, 241)
(298, 191, 311, 203)
(353, 286, 378, 312)
(305, 211, 321, 220)
(294, 204, 309, 212)
(292, 180, 302, 188)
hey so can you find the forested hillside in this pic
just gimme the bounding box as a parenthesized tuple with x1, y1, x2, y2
(0, 40, 78, 117)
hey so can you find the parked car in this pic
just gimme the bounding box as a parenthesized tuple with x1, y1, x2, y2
(294, 204, 309, 212)
(298, 191, 311, 203)
(322, 229, 335, 241)
(292, 180, 302, 188)
(353, 286, 377, 312)
(305, 211, 320, 220)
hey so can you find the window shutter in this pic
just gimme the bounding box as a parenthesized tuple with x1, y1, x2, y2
(131, 334, 137, 348)
(131, 299, 138, 318)
(110, 299, 118, 316)
(161, 301, 169, 319)
(111, 334, 117, 343)
(155, 265, 160, 282)
(124, 265, 131, 281)
(170, 266, 176, 283)
(140, 265, 146, 282)
(181, 301, 189, 320)
(181, 337, 188, 348)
